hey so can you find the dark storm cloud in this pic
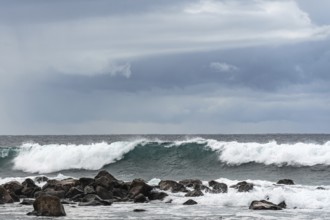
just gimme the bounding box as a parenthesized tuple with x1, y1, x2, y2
(0, 0, 330, 134)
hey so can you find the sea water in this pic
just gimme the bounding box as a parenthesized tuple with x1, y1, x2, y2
(1, 134, 330, 219)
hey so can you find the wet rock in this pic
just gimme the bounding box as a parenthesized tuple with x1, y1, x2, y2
(185, 189, 204, 197)
(79, 177, 94, 188)
(35, 189, 66, 199)
(84, 185, 95, 195)
(316, 187, 326, 190)
(179, 179, 203, 188)
(27, 195, 66, 216)
(95, 186, 113, 200)
(60, 199, 75, 205)
(208, 180, 228, 193)
(0, 186, 14, 203)
(183, 199, 197, 205)
(159, 180, 187, 193)
(277, 179, 294, 185)
(113, 188, 128, 198)
(78, 194, 112, 206)
(20, 198, 35, 205)
(128, 179, 153, 199)
(249, 200, 282, 210)
(278, 201, 287, 209)
(95, 176, 115, 190)
(65, 186, 84, 198)
(42, 178, 79, 194)
(133, 209, 146, 212)
(95, 170, 118, 182)
(9, 192, 20, 202)
(230, 181, 254, 192)
(21, 178, 41, 198)
(134, 193, 148, 203)
(148, 191, 168, 200)
(3, 181, 23, 195)
(34, 176, 49, 183)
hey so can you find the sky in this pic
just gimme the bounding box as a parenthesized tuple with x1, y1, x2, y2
(0, 0, 330, 134)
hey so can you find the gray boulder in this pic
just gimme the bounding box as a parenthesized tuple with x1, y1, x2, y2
(27, 195, 66, 216)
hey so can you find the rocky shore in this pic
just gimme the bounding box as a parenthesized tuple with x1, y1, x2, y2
(0, 170, 295, 217)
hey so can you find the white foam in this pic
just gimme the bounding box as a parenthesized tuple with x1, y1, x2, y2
(0, 173, 71, 186)
(204, 139, 330, 166)
(13, 140, 146, 173)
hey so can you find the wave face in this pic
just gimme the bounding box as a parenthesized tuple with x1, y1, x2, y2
(1, 137, 330, 175)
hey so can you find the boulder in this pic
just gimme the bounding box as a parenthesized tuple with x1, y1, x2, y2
(21, 178, 41, 198)
(208, 180, 227, 193)
(179, 179, 203, 188)
(79, 177, 94, 188)
(35, 189, 66, 199)
(278, 201, 287, 209)
(78, 194, 112, 206)
(84, 185, 95, 195)
(34, 176, 49, 183)
(277, 179, 294, 185)
(316, 187, 326, 190)
(249, 200, 282, 210)
(65, 186, 84, 198)
(185, 189, 204, 197)
(20, 199, 35, 205)
(94, 176, 115, 190)
(27, 195, 66, 216)
(0, 186, 14, 203)
(230, 181, 254, 192)
(128, 179, 153, 199)
(95, 186, 113, 200)
(3, 181, 23, 195)
(95, 170, 117, 182)
(113, 188, 128, 199)
(148, 191, 168, 200)
(134, 193, 148, 203)
(159, 180, 187, 193)
(42, 178, 79, 193)
(183, 199, 197, 205)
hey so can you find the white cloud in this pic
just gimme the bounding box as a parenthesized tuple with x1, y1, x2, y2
(210, 62, 239, 72)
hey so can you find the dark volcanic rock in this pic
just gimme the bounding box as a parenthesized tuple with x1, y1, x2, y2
(208, 180, 228, 193)
(230, 181, 254, 192)
(65, 186, 84, 198)
(148, 191, 168, 201)
(249, 200, 282, 210)
(35, 189, 66, 199)
(159, 180, 187, 193)
(128, 179, 153, 199)
(133, 209, 146, 212)
(79, 177, 95, 188)
(78, 194, 112, 206)
(3, 181, 23, 195)
(277, 179, 294, 185)
(179, 179, 203, 188)
(42, 178, 79, 194)
(185, 189, 204, 197)
(27, 195, 66, 216)
(95, 170, 117, 182)
(21, 178, 41, 198)
(316, 187, 326, 190)
(113, 188, 128, 199)
(134, 193, 148, 203)
(84, 185, 95, 195)
(278, 201, 287, 209)
(96, 186, 113, 200)
(0, 186, 14, 203)
(183, 199, 197, 205)
(34, 176, 49, 183)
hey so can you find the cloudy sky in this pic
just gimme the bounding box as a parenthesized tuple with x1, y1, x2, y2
(1, 0, 330, 134)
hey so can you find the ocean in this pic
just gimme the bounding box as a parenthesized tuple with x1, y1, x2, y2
(1, 134, 330, 219)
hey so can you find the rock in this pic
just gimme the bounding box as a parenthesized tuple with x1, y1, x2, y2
(316, 187, 326, 190)
(9, 192, 20, 202)
(79, 177, 95, 188)
(60, 199, 75, 204)
(113, 188, 128, 199)
(34, 176, 49, 183)
(134, 193, 148, 203)
(42, 178, 79, 194)
(128, 179, 153, 199)
(27, 195, 66, 216)
(95, 186, 113, 200)
(278, 201, 287, 209)
(249, 200, 282, 210)
(78, 194, 112, 206)
(230, 181, 254, 192)
(71, 193, 85, 202)
(133, 209, 146, 212)
(3, 181, 23, 195)
(21, 178, 41, 198)
(0, 186, 14, 203)
(185, 189, 204, 197)
(148, 191, 168, 200)
(65, 186, 84, 198)
(84, 185, 95, 194)
(159, 180, 187, 193)
(20, 198, 35, 205)
(164, 198, 173, 203)
(179, 179, 203, 188)
(183, 199, 197, 205)
(35, 189, 66, 199)
(277, 179, 294, 185)
(94, 176, 115, 190)
(208, 180, 228, 193)
(95, 170, 118, 182)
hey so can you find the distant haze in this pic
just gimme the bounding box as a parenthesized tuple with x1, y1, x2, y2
(0, 0, 330, 134)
